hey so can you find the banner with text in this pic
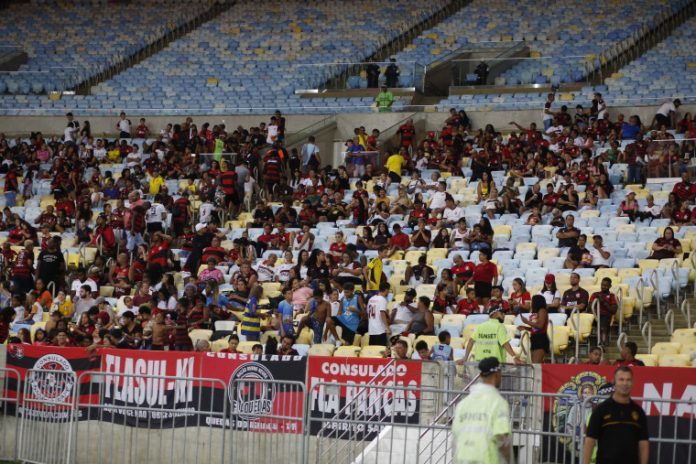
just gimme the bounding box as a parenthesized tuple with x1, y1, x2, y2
(307, 357, 422, 438)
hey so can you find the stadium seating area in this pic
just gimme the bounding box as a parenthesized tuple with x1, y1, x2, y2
(0, 0, 445, 115)
(0, 0, 215, 96)
(603, 17, 696, 107)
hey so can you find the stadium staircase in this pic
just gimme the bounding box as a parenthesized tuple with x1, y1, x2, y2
(77, 0, 236, 95)
(321, 0, 472, 91)
(594, 0, 696, 86)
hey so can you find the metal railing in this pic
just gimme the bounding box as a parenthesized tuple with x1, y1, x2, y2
(650, 268, 662, 319)
(664, 309, 675, 335)
(679, 299, 692, 329)
(642, 320, 653, 354)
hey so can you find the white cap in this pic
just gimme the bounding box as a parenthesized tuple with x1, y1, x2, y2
(625, 189, 635, 196)
(195, 223, 207, 232)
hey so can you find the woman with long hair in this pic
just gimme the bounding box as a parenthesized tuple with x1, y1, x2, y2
(519, 295, 549, 363)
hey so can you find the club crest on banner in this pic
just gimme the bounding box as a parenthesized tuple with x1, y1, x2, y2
(552, 370, 606, 444)
(28, 354, 75, 404)
(227, 362, 276, 420)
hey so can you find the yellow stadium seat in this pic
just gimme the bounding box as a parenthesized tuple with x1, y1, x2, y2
(296, 328, 314, 345)
(391, 260, 409, 275)
(415, 335, 439, 350)
(462, 324, 478, 343)
(66, 252, 81, 269)
(309, 344, 336, 356)
(618, 268, 641, 281)
(440, 314, 467, 329)
(237, 341, 258, 354)
(211, 339, 229, 352)
(503, 315, 515, 325)
(449, 337, 466, 349)
(360, 345, 388, 358)
(261, 282, 281, 298)
(635, 354, 658, 366)
(427, 248, 449, 264)
(538, 248, 560, 260)
(594, 268, 618, 281)
(493, 225, 512, 238)
(615, 224, 636, 234)
(638, 259, 659, 273)
(671, 328, 696, 344)
(416, 284, 436, 298)
(189, 329, 213, 346)
(551, 326, 571, 356)
(404, 251, 425, 265)
(580, 210, 600, 218)
(516, 242, 536, 253)
(658, 354, 691, 367)
(651, 342, 681, 355)
(334, 346, 361, 357)
(679, 343, 696, 358)
(432, 313, 443, 328)
(567, 313, 595, 342)
(82, 247, 98, 266)
(99, 286, 114, 297)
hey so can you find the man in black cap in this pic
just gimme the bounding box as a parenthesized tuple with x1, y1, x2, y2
(452, 357, 511, 464)
(460, 307, 521, 365)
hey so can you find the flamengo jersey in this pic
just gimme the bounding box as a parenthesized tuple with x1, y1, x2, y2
(367, 294, 387, 335)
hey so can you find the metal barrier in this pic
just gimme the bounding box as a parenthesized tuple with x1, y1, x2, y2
(18, 368, 77, 464)
(650, 269, 662, 319)
(0, 367, 20, 462)
(73, 371, 229, 464)
(227, 378, 305, 464)
(637, 277, 646, 327)
(306, 380, 577, 464)
(664, 309, 675, 336)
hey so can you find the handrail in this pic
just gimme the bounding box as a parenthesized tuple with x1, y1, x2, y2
(283, 115, 337, 149)
(690, 251, 696, 298)
(641, 321, 653, 354)
(591, 298, 601, 348)
(519, 330, 530, 361)
(616, 287, 624, 337)
(649, 269, 661, 319)
(680, 299, 692, 328)
(616, 332, 628, 353)
(570, 308, 581, 363)
(548, 320, 555, 364)
(46, 280, 56, 299)
(670, 259, 680, 306)
(636, 277, 645, 327)
(664, 309, 674, 335)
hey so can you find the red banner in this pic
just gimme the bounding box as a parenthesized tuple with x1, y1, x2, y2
(542, 364, 695, 417)
(5, 345, 101, 420)
(306, 357, 423, 437)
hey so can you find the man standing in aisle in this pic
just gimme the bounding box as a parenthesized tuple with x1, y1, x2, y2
(452, 357, 511, 464)
(366, 282, 391, 346)
(583, 366, 649, 464)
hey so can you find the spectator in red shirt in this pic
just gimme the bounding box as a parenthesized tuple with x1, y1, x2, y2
(329, 231, 347, 261)
(672, 172, 694, 202)
(509, 278, 531, 314)
(649, 226, 682, 259)
(467, 249, 498, 303)
(614, 341, 645, 367)
(456, 287, 479, 315)
(589, 277, 618, 346)
(451, 254, 475, 285)
(484, 286, 511, 314)
(388, 224, 410, 256)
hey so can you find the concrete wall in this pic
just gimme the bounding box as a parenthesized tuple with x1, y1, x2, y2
(3, 104, 695, 139)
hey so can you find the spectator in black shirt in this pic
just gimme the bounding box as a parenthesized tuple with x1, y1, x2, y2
(251, 200, 275, 228)
(565, 234, 591, 269)
(524, 184, 543, 210)
(584, 367, 649, 464)
(556, 214, 580, 248)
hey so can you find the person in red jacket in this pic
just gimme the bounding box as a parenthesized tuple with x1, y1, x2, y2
(91, 214, 116, 257)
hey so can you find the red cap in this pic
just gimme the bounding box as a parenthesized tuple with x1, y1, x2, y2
(544, 274, 555, 284)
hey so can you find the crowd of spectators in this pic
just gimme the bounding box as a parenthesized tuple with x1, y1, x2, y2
(0, 93, 690, 364)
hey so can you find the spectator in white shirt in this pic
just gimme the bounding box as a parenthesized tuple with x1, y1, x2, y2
(144, 200, 167, 233)
(589, 235, 611, 268)
(439, 195, 464, 228)
(256, 254, 278, 282)
(117, 111, 132, 138)
(367, 282, 391, 346)
(429, 181, 448, 213)
(652, 99, 680, 130)
(64, 112, 79, 143)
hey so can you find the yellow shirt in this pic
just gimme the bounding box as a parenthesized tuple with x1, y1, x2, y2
(385, 154, 405, 175)
(452, 383, 510, 464)
(365, 257, 383, 291)
(149, 176, 165, 195)
(107, 149, 121, 163)
(472, 319, 511, 362)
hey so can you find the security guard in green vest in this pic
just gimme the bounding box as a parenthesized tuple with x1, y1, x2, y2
(460, 307, 521, 364)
